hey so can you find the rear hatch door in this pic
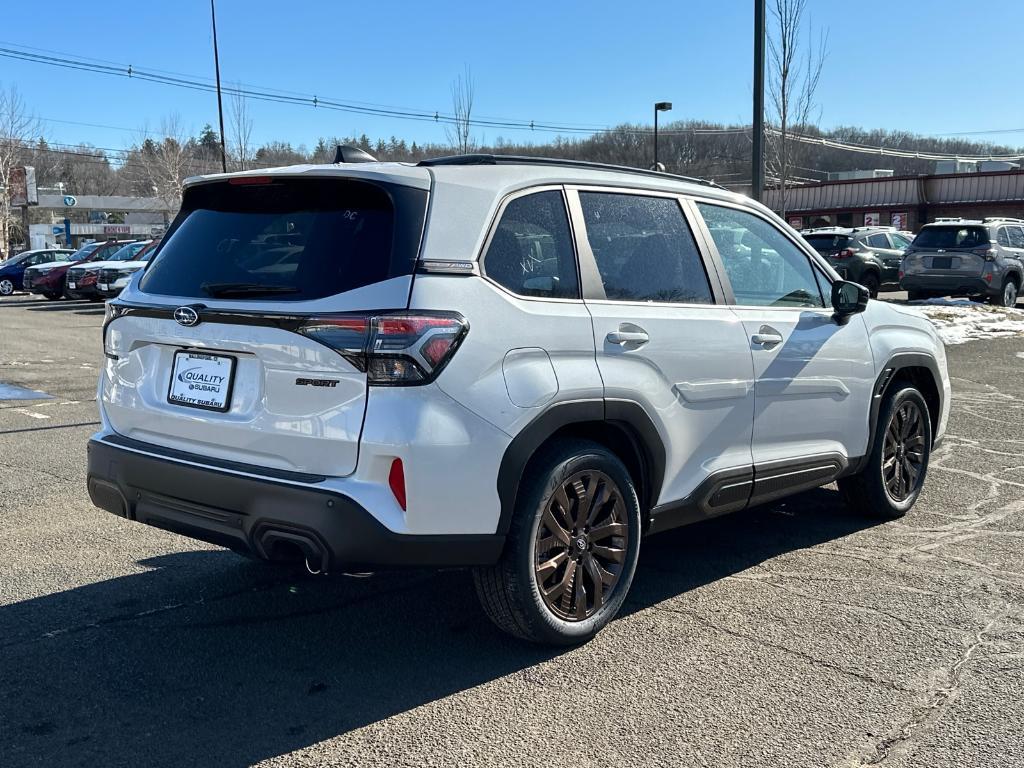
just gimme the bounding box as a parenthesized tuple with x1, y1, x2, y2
(102, 173, 428, 477)
(906, 225, 990, 275)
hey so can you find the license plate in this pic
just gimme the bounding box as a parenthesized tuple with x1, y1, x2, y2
(67, 281, 76, 289)
(167, 351, 236, 412)
(932, 257, 952, 269)
(98, 283, 108, 291)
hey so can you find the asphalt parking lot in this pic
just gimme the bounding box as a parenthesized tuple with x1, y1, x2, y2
(2, 293, 1024, 768)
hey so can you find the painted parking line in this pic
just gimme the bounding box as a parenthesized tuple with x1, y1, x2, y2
(12, 408, 50, 420)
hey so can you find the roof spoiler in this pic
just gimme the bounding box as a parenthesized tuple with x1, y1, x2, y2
(333, 144, 377, 164)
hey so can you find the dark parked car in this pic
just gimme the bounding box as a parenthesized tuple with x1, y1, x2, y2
(0, 248, 75, 295)
(802, 227, 912, 297)
(900, 218, 1024, 306)
(23, 240, 134, 300)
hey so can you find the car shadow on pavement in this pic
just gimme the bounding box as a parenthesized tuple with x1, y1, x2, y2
(0, 486, 874, 767)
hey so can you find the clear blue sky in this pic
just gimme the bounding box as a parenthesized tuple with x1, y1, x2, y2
(2, 0, 1022, 152)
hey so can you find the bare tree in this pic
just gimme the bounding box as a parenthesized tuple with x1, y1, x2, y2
(229, 86, 253, 171)
(765, 0, 827, 217)
(0, 86, 42, 253)
(445, 66, 475, 154)
(134, 115, 194, 213)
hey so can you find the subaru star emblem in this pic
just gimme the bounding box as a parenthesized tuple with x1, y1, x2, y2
(174, 306, 200, 327)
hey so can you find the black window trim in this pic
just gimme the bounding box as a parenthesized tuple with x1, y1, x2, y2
(566, 185, 729, 307)
(687, 195, 837, 311)
(476, 184, 584, 304)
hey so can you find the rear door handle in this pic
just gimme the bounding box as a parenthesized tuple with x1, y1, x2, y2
(606, 327, 649, 345)
(751, 325, 783, 347)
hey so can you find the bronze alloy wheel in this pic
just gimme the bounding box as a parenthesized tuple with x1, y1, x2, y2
(534, 469, 628, 622)
(882, 399, 927, 502)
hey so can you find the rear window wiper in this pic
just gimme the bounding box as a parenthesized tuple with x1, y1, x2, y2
(201, 282, 300, 297)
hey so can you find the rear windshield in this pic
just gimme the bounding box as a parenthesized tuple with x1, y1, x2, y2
(139, 178, 426, 301)
(913, 226, 989, 249)
(803, 234, 851, 253)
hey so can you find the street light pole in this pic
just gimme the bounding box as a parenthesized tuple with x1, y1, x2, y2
(752, 0, 766, 201)
(653, 101, 672, 171)
(210, 0, 228, 173)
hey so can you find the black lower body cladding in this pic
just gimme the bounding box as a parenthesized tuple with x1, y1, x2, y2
(87, 437, 504, 571)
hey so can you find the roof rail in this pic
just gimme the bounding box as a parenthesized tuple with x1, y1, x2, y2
(417, 154, 725, 189)
(983, 216, 1024, 224)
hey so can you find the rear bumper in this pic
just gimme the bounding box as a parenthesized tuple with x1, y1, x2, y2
(87, 436, 505, 570)
(900, 274, 995, 296)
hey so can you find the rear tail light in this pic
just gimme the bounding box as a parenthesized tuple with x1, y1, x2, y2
(972, 247, 998, 261)
(835, 248, 857, 259)
(297, 311, 468, 385)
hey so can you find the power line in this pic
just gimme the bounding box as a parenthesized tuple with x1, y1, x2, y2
(0, 44, 634, 136)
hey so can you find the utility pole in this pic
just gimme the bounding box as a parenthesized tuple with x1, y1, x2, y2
(210, 0, 228, 173)
(752, 0, 766, 201)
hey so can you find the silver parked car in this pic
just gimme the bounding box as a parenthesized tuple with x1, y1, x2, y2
(900, 217, 1024, 306)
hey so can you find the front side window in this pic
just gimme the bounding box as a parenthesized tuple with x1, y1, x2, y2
(578, 192, 712, 304)
(890, 233, 912, 249)
(482, 190, 578, 299)
(697, 203, 824, 308)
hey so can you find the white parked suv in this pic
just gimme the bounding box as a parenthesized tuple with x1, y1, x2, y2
(88, 153, 951, 644)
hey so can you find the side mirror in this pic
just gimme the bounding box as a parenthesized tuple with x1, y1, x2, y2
(832, 280, 869, 322)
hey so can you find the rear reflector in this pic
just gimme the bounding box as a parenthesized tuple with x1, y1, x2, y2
(388, 458, 407, 510)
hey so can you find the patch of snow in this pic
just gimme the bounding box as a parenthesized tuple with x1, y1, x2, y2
(900, 301, 1024, 345)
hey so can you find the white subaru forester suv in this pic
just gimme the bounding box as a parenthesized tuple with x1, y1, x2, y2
(89, 152, 950, 645)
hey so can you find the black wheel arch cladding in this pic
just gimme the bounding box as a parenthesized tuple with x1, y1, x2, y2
(495, 399, 666, 535)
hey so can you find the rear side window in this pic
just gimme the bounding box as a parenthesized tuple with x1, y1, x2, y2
(998, 228, 1012, 247)
(140, 179, 425, 301)
(578, 192, 712, 304)
(482, 190, 579, 299)
(913, 226, 989, 249)
(803, 234, 851, 253)
(1008, 227, 1024, 249)
(865, 233, 889, 249)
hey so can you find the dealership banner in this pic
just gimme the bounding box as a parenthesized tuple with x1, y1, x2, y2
(8, 166, 38, 207)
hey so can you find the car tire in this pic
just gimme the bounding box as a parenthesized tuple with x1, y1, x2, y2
(991, 278, 1019, 308)
(861, 272, 880, 299)
(473, 439, 642, 645)
(907, 290, 929, 302)
(0, 278, 14, 296)
(839, 385, 932, 520)
(43, 291, 62, 301)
